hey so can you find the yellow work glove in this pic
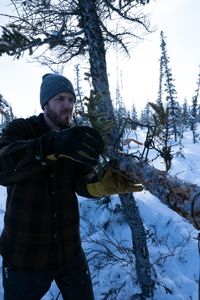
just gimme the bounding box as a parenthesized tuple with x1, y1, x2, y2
(87, 166, 143, 197)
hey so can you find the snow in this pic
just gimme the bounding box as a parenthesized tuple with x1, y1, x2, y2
(0, 130, 199, 299)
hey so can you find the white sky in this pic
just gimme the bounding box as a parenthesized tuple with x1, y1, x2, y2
(0, 0, 200, 117)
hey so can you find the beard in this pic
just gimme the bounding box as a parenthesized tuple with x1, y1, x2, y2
(46, 104, 73, 129)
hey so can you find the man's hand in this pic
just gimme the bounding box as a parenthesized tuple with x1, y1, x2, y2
(87, 165, 143, 197)
(43, 126, 105, 166)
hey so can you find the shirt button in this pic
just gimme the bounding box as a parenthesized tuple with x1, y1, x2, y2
(54, 234, 57, 238)
(53, 213, 57, 218)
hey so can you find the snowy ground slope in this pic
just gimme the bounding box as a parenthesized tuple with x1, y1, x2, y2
(0, 129, 199, 300)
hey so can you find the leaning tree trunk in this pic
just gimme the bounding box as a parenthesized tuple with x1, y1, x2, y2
(78, 0, 117, 153)
(118, 156, 200, 229)
(78, 0, 154, 296)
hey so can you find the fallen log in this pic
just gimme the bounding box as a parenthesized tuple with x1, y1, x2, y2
(118, 156, 200, 229)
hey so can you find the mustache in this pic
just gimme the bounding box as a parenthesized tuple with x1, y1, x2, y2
(61, 109, 73, 114)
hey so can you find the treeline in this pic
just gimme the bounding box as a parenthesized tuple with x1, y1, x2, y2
(0, 94, 14, 129)
(140, 31, 200, 146)
(120, 31, 200, 145)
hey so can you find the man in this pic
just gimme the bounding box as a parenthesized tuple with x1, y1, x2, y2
(0, 73, 142, 300)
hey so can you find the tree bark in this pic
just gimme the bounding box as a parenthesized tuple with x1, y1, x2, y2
(118, 156, 200, 229)
(78, 0, 117, 150)
(120, 193, 154, 298)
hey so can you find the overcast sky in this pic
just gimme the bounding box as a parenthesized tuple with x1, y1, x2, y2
(0, 0, 200, 117)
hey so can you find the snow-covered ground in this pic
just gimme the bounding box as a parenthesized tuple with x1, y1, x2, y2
(0, 129, 199, 299)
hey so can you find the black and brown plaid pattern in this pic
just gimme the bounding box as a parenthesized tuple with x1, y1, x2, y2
(0, 114, 93, 271)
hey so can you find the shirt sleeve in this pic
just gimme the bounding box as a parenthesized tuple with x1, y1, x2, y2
(0, 118, 51, 186)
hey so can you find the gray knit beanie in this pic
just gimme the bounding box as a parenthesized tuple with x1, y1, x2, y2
(40, 73, 76, 109)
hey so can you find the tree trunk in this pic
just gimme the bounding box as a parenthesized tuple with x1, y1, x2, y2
(78, 0, 117, 151)
(120, 193, 154, 298)
(78, 0, 154, 295)
(118, 156, 200, 229)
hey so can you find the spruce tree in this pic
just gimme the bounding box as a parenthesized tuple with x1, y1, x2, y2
(181, 98, 190, 133)
(190, 67, 200, 143)
(73, 64, 89, 125)
(139, 102, 153, 126)
(148, 101, 173, 171)
(131, 103, 138, 122)
(160, 31, 180, 142)
(0, 94, 14, 128)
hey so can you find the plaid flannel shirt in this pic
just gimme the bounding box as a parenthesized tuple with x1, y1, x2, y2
(0, 113, 93, 271)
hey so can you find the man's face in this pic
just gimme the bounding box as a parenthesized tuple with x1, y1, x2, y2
(44, 92, 75, 129)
